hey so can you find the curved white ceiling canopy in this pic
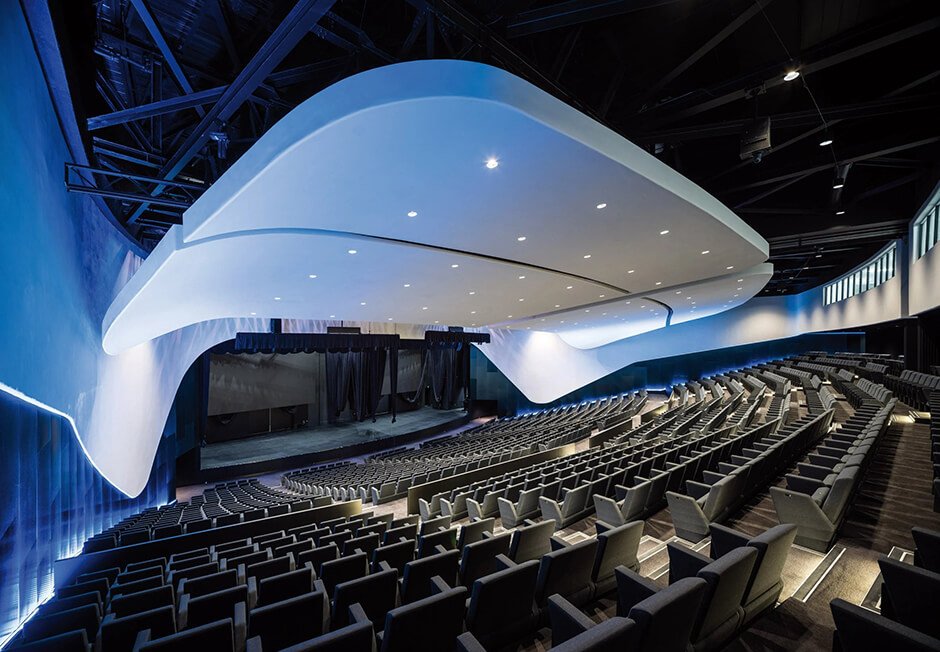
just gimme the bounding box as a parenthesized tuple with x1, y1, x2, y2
(104, 60, 769, 355)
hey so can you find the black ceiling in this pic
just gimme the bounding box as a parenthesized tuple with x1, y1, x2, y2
(54, 0, 939, 295)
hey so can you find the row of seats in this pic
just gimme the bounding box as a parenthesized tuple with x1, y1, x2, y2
(886, 370, 940, 411)
(85, 480, 327, 553)
(460, 523, 796, 652)
(771, 399, 895, 550)
(282, 392, 645, 505)
(668, 410, 834, 542)
(930, 391, 940, 512)
(837, 376, 894, 408)
(831, 526, 940, 651)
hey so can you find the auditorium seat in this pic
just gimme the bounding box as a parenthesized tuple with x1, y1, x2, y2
(109, 585, 174, 618)
(831, 598, 940, 652)
(248, 592, 327, 650)
(257, 566, 318, 607)
(497, 488, 542, 528)
(331, 567, 399, 629)
(373, 577, 467, 652)
(546, 597, 638, 650)
(372, 538, 416, 575)
(278, 603, 375, 652)
(399, 548, 459, 604)
(878, 558, 940, 640)
(98, 605, 176, 652)
(707, 523, 796, 623)
(456, 518, 495, 550)
(913, 527, 940, 573)
(539, 483, 592, 530)
(533, 538, 598, 617)
(508, 520, 555, 564)
(616, 573, 708, 652)
(179, 585, 247, 650)
(457, 532, 512, 589)
(20, 604, 100, 647)
(591, 520, 643, 596)
(318, 553, 369, 599)
(7, 630, 91, 652)
(417, 527, 457, 558)
(135, 618, 235, 652)
(464, 557, 539, 650)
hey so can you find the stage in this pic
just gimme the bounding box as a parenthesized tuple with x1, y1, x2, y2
(189, 407, 469, 482)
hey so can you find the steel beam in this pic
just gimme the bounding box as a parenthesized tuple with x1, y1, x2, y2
(506, 0, 681, 38)
(129, 0, 206, 119)
(127, 0, 338, 224)
(635, 0, 775, 108)
(88, 86, 226, 131)
(651, 16, 940, 126)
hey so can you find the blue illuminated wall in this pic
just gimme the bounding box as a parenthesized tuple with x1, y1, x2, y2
(471, 332, 864, 416)
(0, 390, 174, 643)
(0, 3, 175, 641)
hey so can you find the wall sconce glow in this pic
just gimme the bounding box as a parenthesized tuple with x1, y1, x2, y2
(485, 157, 499, 169)
(783, 70, 800, 81)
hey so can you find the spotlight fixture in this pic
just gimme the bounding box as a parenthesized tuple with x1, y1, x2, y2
(407, 211, 418, 217)
(783, 69, 800, 82)
(819, 138, 833, 147)
(485, 157, 499, 169)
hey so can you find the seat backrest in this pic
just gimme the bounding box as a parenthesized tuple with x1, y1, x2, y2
(562, 484, 591, 515)
(912, 527, 940, 573)
(258, 567, 316, 607)
(830, 598, 940, 652)
(693, 547, 758, 641)
(380, 586, 468, 652)
(384, 523, 419, 545)
(246, 555, 293, 583)
(401, 549, 460, 604)
(372, 538, 416, 575)
(319, 553, 370, 598)
(628, 577, 707, 652)
(459, 533, 512, 588)
(743, 524, 796, 606)
(138, 618, 234, 652)
(187, 584, 248, 628)
(280, 620, 375, 652)
(249, 591, 326, 651)
(593, 521, 644, 585)
(296, 543, 340, 574)
(22, 603, 100, 643)
(8, 629, 90, 652)
(509, 520, 555, 564)
(550, 616, 638, 652)
(465, 559, 539, 647)
(535, 539, 599, 607)
(99, 605, 176, 652)
(420, 515, 453, 535)
(418, 528, 458, 558)
(457, 518, 495, 550)
(109, 584, 174, 618)
(821, 468, 859, 522)
(878, 558, 940, 639)
(332, 568, 399, 629)
(344, 533, 381, 558)
(58, 578, 108, 603)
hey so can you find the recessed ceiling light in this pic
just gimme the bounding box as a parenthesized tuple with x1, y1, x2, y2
(566, 285, 573, 290)
(585, 309, 590, 313)
(541, 318, 546, 322)
(833, 182, 844, 189)
(518, 275, 526, 279)
(560, 320, 565, 324)
(348, 249, 357, 254)
(485, 157, 499, 169)
(783, 70, 800, 81)
(641, 305, 646, 309)
(737, 279, 743, 282)
(686, 296, 691, 300)
(274, 297, 281, 301)
(387, 317, 393, 321)
(451, 264, 459, 268)
(250, 311, 257, 315)
(836, 210, 845, 215)
(625, 301, 631, 304)
(701, 250, 710, 255)
(517, 236, 526, 241)
(655, 281, 662, 286)
(507, 315, 512, 318)
(403, 283, 411, 288)
(599, 294, 605, 298)
(309, 274, 318, 279)
(596, 203, 607, 209)
(422, 306, 428, 310)
(602, 312, 607, 316)
(816, 253, 823, 258)
(407, 210, 418, 217)
(726, 265, 734, 270)
(434, 320, 439, 324)
(819, 139, 833, 147)
(554, 304, 560, 308)
(469, 291, 476, 295)
(518, 298, 525, 302)
(470, 311, 476, 314)
(627, 269, 635, 274)
(659, 230, 669, 235)
(676, 291, 681, 294)
(583, 254, 592, 259)
(737, 287, 743, 291)
(573, 322, 578, 325)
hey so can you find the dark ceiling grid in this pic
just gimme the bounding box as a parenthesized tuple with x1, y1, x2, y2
(62, 0, 938, 292)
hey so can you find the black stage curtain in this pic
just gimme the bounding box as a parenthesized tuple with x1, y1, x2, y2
(327, 349, 389, 423)
(427, 344, 470, 410)
(236, 332, 399, 353)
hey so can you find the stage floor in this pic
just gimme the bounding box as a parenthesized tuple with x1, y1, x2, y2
(200, 407, 467, 470)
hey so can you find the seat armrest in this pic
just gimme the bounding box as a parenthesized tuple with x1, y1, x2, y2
(666, 543, 712, 583)
(246, 636, 263, 652)
(131, 629, 152, 652)
(548, 594, 596, 646)
(702, 470, 725, 485)
(808, 454, 840, 468)
(785, 474, 825, 495)
(429, 575, 451, 595)
(595, 520, 617, 535)
(349, 601, 371, 625)
(377, 560, 393, 573)
(247, 577, 258, 609)
(178, 594, 190, 629)
(615, 566, 660, 617)
(494, 553, 516, 571)
(550, 536, 570, 551)
(235, 602, 247, 652)
(456, 632, 488, 652)
(614, 484, 630, 501)
(798, 463, 835, 480)
(237, 563, 246, 585)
